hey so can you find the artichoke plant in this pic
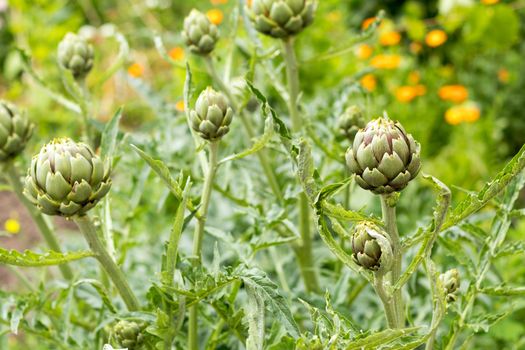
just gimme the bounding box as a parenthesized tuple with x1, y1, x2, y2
(190, 87, 233, 141)
(113, 320, 144, 350)
(23, 138, 111, 217)
(337, 105, 365, 142)
(351, 222, 392, 272)
(247, 0, 316, 38)
(345, 117, 421, 194)
(439, 269, 460, 302)
(0, 100, 34, 161)
(57, 33, 94, 79)
(182, 9, 220, 55)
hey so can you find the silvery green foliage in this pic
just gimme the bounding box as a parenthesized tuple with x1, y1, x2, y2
(248, 0, 316, 38)
(0, 100, 33, 161)
(190, 87, 233, 141)
(23, 138, 111, 216)
(182, 9, 219, 55)
(345, 117, 421, 194)
(57, 33, 94, 79)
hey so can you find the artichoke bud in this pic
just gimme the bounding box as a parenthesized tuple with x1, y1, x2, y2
(345, 117, 421, 194)
(113, 320, 145, 350)
(337, 105, 366, 142)
(182, 9, 219, 55)
(247, 0, 317, 38)
(23, 138, 111, 217)
(190, 87, 233, 141)
(439, 269, 460, 302)
(0, 100, 34, 161)
(351, 222, 393, 273)
(57, 33, 94, 79)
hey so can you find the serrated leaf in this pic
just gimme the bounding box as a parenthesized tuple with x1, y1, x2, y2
(0, 248, 94, 267)
(245, 283, 265, 350)
(100, 107, 123, 160)
(465, 311, 509, 333)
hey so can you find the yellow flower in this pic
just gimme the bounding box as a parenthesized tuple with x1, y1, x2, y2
(462, 104, 481, 123)
(356, 44, 373, 60)
(481, 0, 499, 4)
(210, 0, 228, 4)
(370, 54, 401, 69)
(362, 17, 377, 30)
(498, 68, 509, 83)
(360, 74, 377, 92)
(408, 71, 420, 84)
(207, 9, 224, 25)
(425, 29, 447, 48)
(445, 104, 480, 125)
(127, 63, 144, 78)
(175, 100, 185, 112)
(438, 85, 468, 103)
(326, 10, 342, 22)
(169, 47, 184, 61)
(414, 84, 427, 96)
(379, 31, 401, 46)
(4, 218, 20, 235)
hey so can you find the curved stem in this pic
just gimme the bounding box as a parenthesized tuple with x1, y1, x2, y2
(380, 194, 404, 327)
(74, 215, 139, 311)
(373, 274, 398, 328)
(3, 161, 73, 280)
(189, 141, 220, 350)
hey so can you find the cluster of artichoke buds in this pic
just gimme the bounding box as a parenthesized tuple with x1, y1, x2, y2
(183, 9, 220, 55)
(190, 87, 233, 141)
(247, 0, 316, 38)
(337, 105, 366, 142)
(439, 269, 460, 302)
(113, 320, 145, 350)
(351, 222, 393, 273)
(23, 138, 111, 217)
(0, 100, 34, 161)
(345, 117, 421, 194)
(57, 33, 94, 79)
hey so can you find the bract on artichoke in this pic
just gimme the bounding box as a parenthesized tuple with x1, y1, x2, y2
(182, 9, 219, 55)
(345, 117, 421, 194)
(351, 222, 392, 272)
(337, 105, 365, 142)
(190, 87, 233, 141)
(0, 100, 34, 161)
(248, 0, 316, 38)
(113, 320, 144, 350)
(23, 138, 111, 217)
(57, 33, 94, 79)
(439, 269, 460, 302)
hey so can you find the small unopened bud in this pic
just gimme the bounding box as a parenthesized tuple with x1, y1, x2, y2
(182, 9, 219, 55)
(351, 221, 393, 273)
(337, 105, 365, 142)
(190, 87, 233, 141)
(57, 33, 94, 79)
(439, 269, 460, 302)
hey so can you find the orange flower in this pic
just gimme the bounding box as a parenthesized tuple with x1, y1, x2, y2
(498, 69, 509, 83)
(362, 17, 376, 30)
(379, 31, 401, 46)
(360, 74, 377, 92)
(462, 104, 481, 123)
(370, 54, 401, 69)
(395, 86, 417, 103)
(127, 63, 144, 78)
(425, 29, 447, 48)
(356, 44, 373, 60)
(481, 0, 499, 4)
(408, 71, 420, 84)
(414, 85, 427, 96)
(210, 0, 228, 4)
(409, 42, 423, 54)
(438, 85, 468, 103)
(445, 104, 480, 125)
(169, 47, 184, 61)
(207, 9, 224, 25)
(175, 100, 185, 112)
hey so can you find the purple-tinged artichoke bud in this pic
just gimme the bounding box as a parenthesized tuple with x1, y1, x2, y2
(351, 222, 392, 273)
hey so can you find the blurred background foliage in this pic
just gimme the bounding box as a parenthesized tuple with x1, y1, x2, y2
(1, 0, 524, 348)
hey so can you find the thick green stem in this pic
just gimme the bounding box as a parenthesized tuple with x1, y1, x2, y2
(189, 141, 220, 350)
(281, 37, 319, 293)
(380, 195, 404, 327)
(74, 215, 139, 311)
(4, 161, 73, 280)
(373, 274, 398, 328)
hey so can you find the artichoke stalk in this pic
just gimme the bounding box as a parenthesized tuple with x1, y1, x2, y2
(0, 100, 34, 161)
(247, 0, 316, 38)
(346, 117, 421, 194)
(351, 221, 393, 273)
(183, 9, 219, 55)
(190, 87, 233, 141)
(57, 33, 94, 79)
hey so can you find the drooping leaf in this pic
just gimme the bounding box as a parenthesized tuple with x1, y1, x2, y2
(0, 248, 94, 267)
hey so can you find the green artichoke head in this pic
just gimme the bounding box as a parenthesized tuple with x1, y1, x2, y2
(57, 33, 94, 79)
(113, 320, 144, 350)
(248, 0, 317, 38)
(23, 138, 111, 217)
(345, 117, 421, 194)
(190, 87, 233, 141)
(337, 105, 366, 142)
(182, 9, 219, 55)
(351, 222, 392, 273)
(0, 100, 34, 161)
(439, 268, 460, 302)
